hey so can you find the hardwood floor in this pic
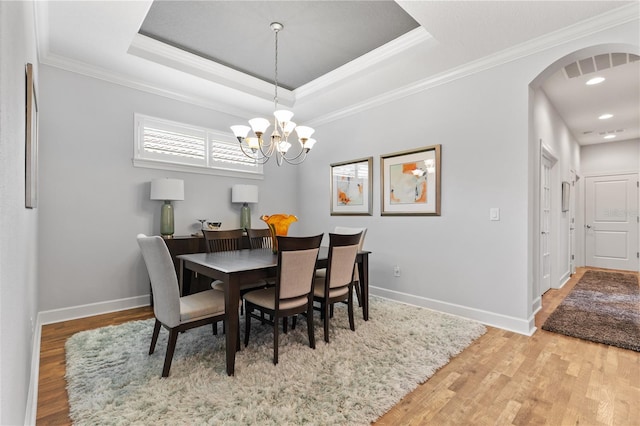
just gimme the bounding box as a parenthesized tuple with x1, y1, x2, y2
(36, 268, 640, 425)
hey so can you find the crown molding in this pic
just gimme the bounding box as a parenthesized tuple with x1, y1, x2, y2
(307, 3, 640, 127)
(127, 34, 295, 107)
(39, 52, 265, 119)
(294, 27, 432, 100)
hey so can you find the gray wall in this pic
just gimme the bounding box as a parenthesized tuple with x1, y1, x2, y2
(0, 2, 39, 424)
(37, 65, 300, 312)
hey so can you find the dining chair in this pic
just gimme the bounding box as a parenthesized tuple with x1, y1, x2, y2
(243, 234, 323, 364)
(204, 228, 268, 322)
(136, 234, 228, 377)
(316, 226, 367, 308)
(202, 229, 244, 253)
(313, 232, 362, 343)
(247, 227, 273, 250)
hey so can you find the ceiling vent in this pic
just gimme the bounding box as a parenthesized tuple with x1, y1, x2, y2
(563, 53, 639, 79)
(599, 129, 625, 136)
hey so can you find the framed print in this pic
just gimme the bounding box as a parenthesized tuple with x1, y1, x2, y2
(330, 157, 373, 215)
(25, 63, 38, 209)
(380, 145, 441, 216)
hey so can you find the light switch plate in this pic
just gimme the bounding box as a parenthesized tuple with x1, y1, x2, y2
(490, 208, 500, 221)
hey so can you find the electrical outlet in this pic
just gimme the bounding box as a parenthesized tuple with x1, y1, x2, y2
(393, 265, 400, 277)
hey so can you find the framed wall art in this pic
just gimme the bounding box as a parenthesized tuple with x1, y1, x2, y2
(25, 63, 38, 209)
(330, 157, 373, 215)
(380, 145, 441, 216)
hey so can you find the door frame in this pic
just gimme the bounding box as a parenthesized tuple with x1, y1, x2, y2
(540, 143, 558, 296)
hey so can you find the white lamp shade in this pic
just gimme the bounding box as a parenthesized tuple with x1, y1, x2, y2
(150, 178, 184, 201)
(249, 118, 270, 134)
(232, 184, 259, 203)
(295, 125, 315, 140)
(274, 109, 294, 124)
(230, 125, 251, 138)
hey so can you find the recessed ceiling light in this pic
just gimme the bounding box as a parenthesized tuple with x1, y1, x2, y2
(599, 113, 613, 120)
(604, 134, 616, 139)
(586, 76, 605, 85)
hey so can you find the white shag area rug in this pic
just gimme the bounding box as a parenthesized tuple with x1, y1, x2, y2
(65, 297, 486, 425)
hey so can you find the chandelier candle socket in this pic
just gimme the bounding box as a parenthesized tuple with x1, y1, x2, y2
(231, 22, 317, 166)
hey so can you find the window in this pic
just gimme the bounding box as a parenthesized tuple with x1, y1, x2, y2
(133, 114, 263, 178)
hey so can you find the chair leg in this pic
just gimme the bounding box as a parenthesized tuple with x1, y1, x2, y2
(273, 317, 279, 365)
(354, 280, 362, 307)
(307, 300, 315, 349)
(323, 301, 331, 343)
(162, 328, 179, 378)
(348, 287, 355, 331)
(283, 317, 288, 334)
(291, 315, 297, 330)
(244, 307, 252, 347)
(212, 321, 218, 335)
(149, 319, 161, 355)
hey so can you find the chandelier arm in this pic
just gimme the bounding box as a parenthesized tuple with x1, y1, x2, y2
(279, 150, 308, 165)
(238, 140, 270, 164)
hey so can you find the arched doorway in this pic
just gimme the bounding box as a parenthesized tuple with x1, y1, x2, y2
(529, 44, 640, 311)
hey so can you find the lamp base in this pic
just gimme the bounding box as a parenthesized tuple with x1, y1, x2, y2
(160, 201, 175, 238)
(240, 203, 251, 230)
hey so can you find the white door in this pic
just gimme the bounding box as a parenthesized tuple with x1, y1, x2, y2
(585, 174, 639, 271)
(540, 156, 552, 293)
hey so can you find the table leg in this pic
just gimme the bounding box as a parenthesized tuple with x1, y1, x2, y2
(224, 275, 240, 376)
(359, 254, 369, 321)
(179, 259, 191, 296)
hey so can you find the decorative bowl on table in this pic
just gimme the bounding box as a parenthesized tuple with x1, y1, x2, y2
(207, 222, 222, 230)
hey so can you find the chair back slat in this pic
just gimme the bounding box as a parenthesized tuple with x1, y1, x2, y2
(203, 229, 244, 253)
(136, 234, 180, 327)
(247, 228, 273, 250)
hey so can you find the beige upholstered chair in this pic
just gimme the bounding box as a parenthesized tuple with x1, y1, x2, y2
(243, 234, 323, 364)
(316, 227, 367, 308)
(313, 232, 362, 343)
(136, 234, 227, 377)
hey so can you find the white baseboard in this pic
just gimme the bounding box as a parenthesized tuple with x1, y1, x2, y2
(38, 294, 150, 325)
(370, 286, 535, 336)
(26, 295, 151, 424)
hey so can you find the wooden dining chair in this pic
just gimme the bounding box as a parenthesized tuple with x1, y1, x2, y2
(316, 227, 367, 309)
(136, 234, 227, 377)
(204, 228, 268, 321)
(243, 234, 323, 364)
(313, 232, 362, 343)
(202, 229, 244, 253)
(247, 228, 273, 250)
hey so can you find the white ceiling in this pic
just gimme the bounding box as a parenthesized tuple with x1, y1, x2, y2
(35, 1, 639, 145)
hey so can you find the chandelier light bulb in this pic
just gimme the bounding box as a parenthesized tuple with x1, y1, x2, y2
(304, 138, 316, 150)
(295, 126, 315, 140)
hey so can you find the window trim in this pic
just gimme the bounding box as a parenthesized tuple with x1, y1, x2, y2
(133, 113, 264, 179)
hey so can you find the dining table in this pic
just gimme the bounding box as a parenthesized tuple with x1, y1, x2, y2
(178, 246, 370, 376)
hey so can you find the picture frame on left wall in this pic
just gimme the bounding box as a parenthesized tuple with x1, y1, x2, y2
(25, 62, 38, 209)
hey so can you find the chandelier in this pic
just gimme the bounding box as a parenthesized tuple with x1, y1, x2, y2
(230, 22, 316, 166)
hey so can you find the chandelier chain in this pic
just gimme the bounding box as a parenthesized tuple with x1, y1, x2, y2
(274, 28, 279, 110)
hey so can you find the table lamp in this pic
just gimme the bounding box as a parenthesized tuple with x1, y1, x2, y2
(232, 184, 258, 230)
(150, 178, 184, 238)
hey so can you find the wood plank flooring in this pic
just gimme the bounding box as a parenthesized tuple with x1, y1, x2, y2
(36, 268, 640, 425)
